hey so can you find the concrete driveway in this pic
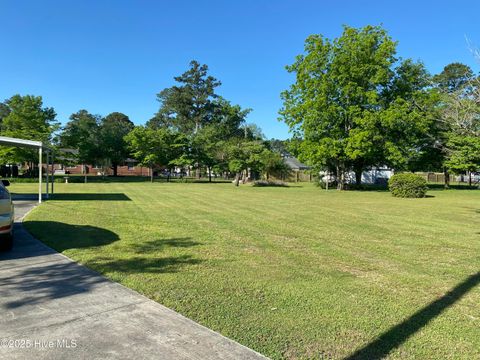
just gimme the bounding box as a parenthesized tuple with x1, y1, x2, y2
(0, 201, 266, 360)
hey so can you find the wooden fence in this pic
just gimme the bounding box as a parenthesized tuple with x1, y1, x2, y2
(415, 172, 461, 184)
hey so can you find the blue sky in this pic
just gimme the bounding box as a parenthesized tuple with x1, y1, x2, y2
(1, 0, 479, 139)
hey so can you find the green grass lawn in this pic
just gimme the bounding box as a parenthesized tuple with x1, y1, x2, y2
(12, 182, 480, 359)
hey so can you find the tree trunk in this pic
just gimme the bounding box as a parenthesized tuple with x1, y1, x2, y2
(242, 169, 247, 184)
(336, 163, 345, 190)
(112, 163, 118, 177)
(443, 167, 450, 189)
(196, 165, 201, 179)
(150, 166, 153, 183)
(469, 172, 472, 186)
(354, 168, 362, 187)
(208, 166, 212, 183)
(234, 172, 240, 186)
(338, 174, 345, 190)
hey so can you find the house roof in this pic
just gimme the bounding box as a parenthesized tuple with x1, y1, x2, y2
(283, 156, 310, 170)
(58, 148, 79, 155)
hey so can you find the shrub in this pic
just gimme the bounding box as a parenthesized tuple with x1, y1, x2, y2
(252, 180, 289, 187)
(388, 173, 428, 198)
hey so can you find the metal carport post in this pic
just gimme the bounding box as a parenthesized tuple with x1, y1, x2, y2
(0, 136, 53, 203)
(38, 146, 42, 203)
(44, 149, 55, 201)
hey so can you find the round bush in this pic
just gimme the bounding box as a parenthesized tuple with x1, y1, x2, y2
(388, 173, 428, 198)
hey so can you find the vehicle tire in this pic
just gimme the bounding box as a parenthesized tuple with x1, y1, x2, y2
(0, 233, 13, 252)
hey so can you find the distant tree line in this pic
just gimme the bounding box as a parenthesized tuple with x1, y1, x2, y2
(1, 25, 478, 188)
(0, 61, 288, 184)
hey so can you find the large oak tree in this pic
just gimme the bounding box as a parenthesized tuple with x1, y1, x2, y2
(280, 25, 435, 189)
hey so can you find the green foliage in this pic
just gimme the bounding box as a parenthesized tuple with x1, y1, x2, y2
(149, 61, 256, 179)
(210, 97, 252, 138)
(226, 140, 265, 174)
(433, 63, 474, 93)
(228, 159, 244, 173)
(151, 60, 221, 134)
(444, 135, 480, 174)
(178, 100, 252, 178)
(0, 102, 10, 123)
(259, 149, 291, 179)
(125, 126, 168, 168)
(280, 25, 436, 189)
(58, 110, 101, 166)
(100, 112, 135, 175)
(266, 139, 288, 154)
(51, 61, 271, 183)
(125, 126, 187, 180)
(388, 173, 428, 198)
(0, 95, 58, 163)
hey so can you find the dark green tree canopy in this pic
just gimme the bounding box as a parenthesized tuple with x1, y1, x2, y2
(210, 97, 251, 140)
(0, 102, 10, 124)
(433, 62, 474, 93)
(59, 109, 101, 165)
(0, 94, 58, 163)
(151, 60, 221, 134)
(100, 112, 135, 175)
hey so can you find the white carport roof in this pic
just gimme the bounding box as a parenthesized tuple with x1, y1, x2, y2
(0, 136, 45, 149)
(0, 136, 54, 203)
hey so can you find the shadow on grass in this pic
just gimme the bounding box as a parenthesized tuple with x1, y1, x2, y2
(52, 193, 131, 201)
(84, 255, 202, 274)
(340, 183, 479, 192)
(23, 221, 120, 252)
(86, 237, 203, 273)
(344, 272, 480, 359)
(428, 184, 479, 190)
(344, 185, 389, 192)
(131, 237, 202, 253)
(12, 193, 131, 201)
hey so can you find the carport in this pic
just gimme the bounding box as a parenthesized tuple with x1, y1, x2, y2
(0, 136, 54, 203)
